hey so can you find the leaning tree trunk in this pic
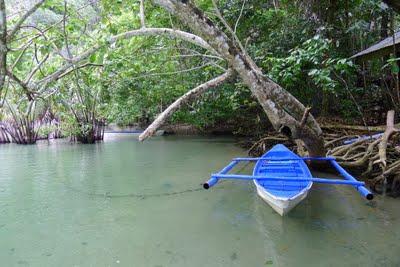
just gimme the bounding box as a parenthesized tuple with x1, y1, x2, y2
(153, 0, 325, 156)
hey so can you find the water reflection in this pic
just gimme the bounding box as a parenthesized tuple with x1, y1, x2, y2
(0, 135, 399, 266)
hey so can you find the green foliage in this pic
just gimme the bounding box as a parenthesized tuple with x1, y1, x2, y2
(266, 36, 355, 95)
(383, 57, 400, 74)
(38, 124, 57, 138)
(3, 0, 399, 137)
(171, 82, 254, 129)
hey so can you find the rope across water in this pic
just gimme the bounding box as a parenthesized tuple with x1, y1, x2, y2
(62, 161, 253, 199)
(62, 182, 208, 199)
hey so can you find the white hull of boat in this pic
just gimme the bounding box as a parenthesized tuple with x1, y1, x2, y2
(254, 181, 310, 216)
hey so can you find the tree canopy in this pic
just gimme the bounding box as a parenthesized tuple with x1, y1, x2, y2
(0, 0, 399, 146)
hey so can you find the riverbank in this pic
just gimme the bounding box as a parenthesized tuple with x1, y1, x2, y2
(105, 123, 241, 136)
(2, 118, 398, 198)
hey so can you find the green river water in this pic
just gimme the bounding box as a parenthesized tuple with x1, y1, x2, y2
(0, 134, 399, 267)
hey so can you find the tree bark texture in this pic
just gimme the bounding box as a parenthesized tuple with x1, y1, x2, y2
(152, 0, 326, 156)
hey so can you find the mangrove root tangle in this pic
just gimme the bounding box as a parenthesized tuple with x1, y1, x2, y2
(74, 119, 105, 144)
(246, 111, 400, 197)
(0, 119, 38, 144)
(0, 125, 10, 143)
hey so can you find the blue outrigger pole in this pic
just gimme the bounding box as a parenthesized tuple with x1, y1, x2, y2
(204, 156, 373, 200)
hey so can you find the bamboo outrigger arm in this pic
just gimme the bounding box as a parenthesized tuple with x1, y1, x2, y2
(204, 157, 374, 200)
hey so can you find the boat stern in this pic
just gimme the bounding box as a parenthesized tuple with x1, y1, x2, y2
(254, 180, 309, 216)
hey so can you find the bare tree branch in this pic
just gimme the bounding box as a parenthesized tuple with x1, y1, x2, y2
(39, 27, 215, 85)
(139, 69, 233, 141)
(140, 0, 146, 28)
(25, 54, 49, 84)
(170, 53, 223, 60)
(10, 2, 92, 44)
(38, 45, 101, 84)
(378, 110, 399, 168)
(234, 0, 246, 34)
(63, 0, 73, 59)
(57, 63, 103, 79)
(6, 69, 34, 100)
(211, 0, 246, 55)
(7, 0, 45, 41)
(109, 28, 214, 52)
(300, 107, 311, 129)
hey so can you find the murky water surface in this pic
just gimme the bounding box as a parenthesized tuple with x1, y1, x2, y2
(0, 135, 399, 266)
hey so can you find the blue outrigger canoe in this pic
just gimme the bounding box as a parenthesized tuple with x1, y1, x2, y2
(204, 144, 373, 215)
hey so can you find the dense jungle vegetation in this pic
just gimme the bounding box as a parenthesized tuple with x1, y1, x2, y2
(1, 0, 399, 142)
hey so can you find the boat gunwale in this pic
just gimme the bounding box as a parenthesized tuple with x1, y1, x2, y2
(252, 145, 313, 201)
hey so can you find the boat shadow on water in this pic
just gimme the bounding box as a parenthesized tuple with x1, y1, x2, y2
(251, 178, 400, 266)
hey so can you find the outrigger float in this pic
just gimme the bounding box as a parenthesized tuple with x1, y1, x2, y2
(204, 144, 373, 216)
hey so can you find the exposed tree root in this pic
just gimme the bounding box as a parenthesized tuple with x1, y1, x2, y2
(247, 134, 293, 156)
(245, 111, 400, 197)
